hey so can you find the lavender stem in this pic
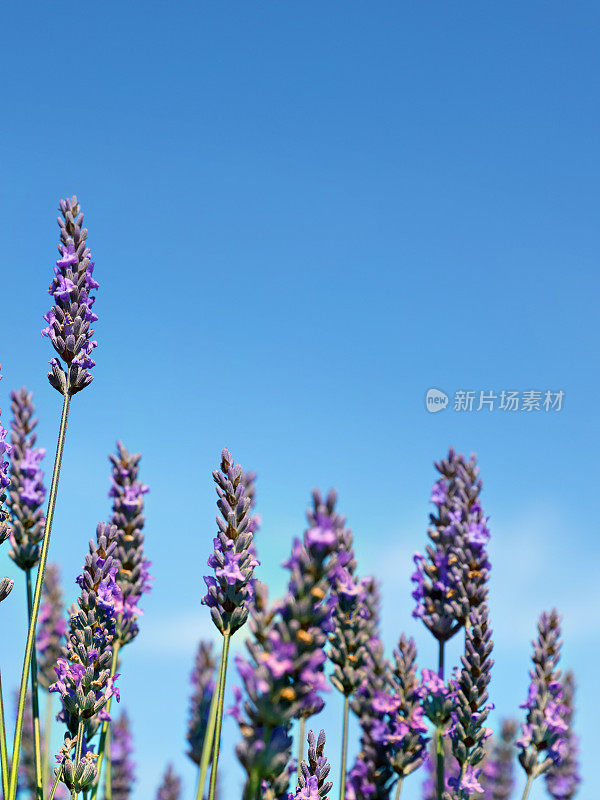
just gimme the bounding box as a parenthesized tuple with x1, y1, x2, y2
(71, 720, 85, 800)
(297, 717, 306, 785)
(208, 632, 231, 800)
(9, 390, 71, 800)
(89, 637, 121, 800)
(393, 776, 404, 800)
(520, 774, 533, 800)
(105, 730, 112, 800)
(195, 686, 219, 800)
(0, 668, 8, 800)
(436, 726, 445, 800)
(26, 567, 44, 800)
(338, 696, 350, 800)
(48, 763, 63, 800)
(437, 640, 444, 679)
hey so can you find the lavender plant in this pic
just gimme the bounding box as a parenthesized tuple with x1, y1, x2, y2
(186, 641, 217, 766)
(108, 711, 135, 800)
(481, 719, 517, 800)
(155, 765, 181, 800)
(292, 729, 332, 800)
(544, 671, 579, 800)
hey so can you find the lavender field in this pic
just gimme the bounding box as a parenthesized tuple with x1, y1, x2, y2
(1, 3, 598, 800)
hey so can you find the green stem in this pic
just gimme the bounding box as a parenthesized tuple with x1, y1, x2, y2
(0, 668, 9, 800)
(435, 725, 445, 800)
(104, 728, 112, 800)
(520, 774, 534, 800)
(9, 390, 71, 800)
(42, 693, 53, 795)
(394, 775, 404, 800)
(26, 568, 44, 800)
(438, 639, 444, 679)
(70, 720, 85, 800)
(338, 695, 350, 800)
(207, 631, 231, 800)
(89, 638, 121, 800)
(48, 763, 63, 800)
(296, 716, 306, 785)
(195, 680, 220, 800)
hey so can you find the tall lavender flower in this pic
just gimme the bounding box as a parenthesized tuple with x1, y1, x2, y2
(109, 711, 136, 800)
(202, 449, 259, 636)
(446, 604, 494, 799)
(50, 525, 121, 752)
(187, 641, 217, 765)
(37, 563, 67, 690)
(412, 449, 490, 652)
(292, 730, 333, 800)
(108, 441, 151, 646)
(545, 671, 579, 799)
(156, 764, 182, 800)
(42, 195, 99, 395)
(516, 609, 568, 796)
(0, 371, 14, 603)
(6, 388, 47, 570)
(481, 719, 517, 800)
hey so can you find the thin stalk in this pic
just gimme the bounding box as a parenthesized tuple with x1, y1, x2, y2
(195, 682, 220, 800)
(208, 631, 231, 800)
(520, 774, 534, 800)
(71, 720, 85, 800)
(104, 729, 112, 800)
(9, 390, 71, 800)
(437, 639, 444, 679)
(393, 775, 404, 800)
(89, 638, 121, 800)
(296, 716, 306, 784)
(48, 763, 63, 800)
(26, 567, 44, 800)
(42, 693, 53, 794)
(338, 695, 350, 800)
(0, 668, 9, 800)
(435, 725, 445, 800)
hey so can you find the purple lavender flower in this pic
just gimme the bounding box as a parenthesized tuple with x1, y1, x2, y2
(412, 449, 490, 644)
(544, 670, 579, 799)
(480, 719, 517, 800)
(202, 449, 259, 635)
(292, 730, 332, 800)
(517, 610, 568, 783)
(6, 387, 47, 570)
(110, 711, 136, 800)
(447, 604, 494, 798)
(0, 369, 14, 603)
(155, 764, 182, 800)
(43, 196, 99, 395)
(108, 441, 152, 645)
(50, 524, 121, 749)
(36, 562, 67, 690)
(186, 640, 217, 765)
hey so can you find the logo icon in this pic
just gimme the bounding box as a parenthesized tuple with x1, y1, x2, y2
(426, 388, 449, 413)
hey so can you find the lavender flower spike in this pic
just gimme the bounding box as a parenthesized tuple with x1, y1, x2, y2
(42, 195, 99, 395)
(447, 603, 494, 799)
(36, 563, 67, 690)
(293, 729, 333, 800)
(202, 448, 259, 635)
(481, 719, 517, 800)
(516, 609, 568, 790)
(108, 441, 152, 645)
(0, 368, 14, 603)
(110, 711, 136, 800)
(156, 764, 182, 800)
(187, 640, 217, 765)
(545, 671, 579, 799)
(7, 387, 47, 570)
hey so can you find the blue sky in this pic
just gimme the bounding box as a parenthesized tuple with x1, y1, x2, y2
(0, 2, 598, 798)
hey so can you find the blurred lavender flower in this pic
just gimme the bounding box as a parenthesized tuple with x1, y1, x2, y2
(42, 195, 99, 395)
(517, 610, 568, 785)
(108, 441, 152, 645)
(412, 449, 490, 647)
(109, 711, 136, 800)
(544, 670, 579, 799)
(37, 562, 67, 690)
(15, 690, 36, 798)
(480, 719, 517, 800)
(328, 567, 370, 699)
(50, 524, 121, 748)
(202, 448, 259, 636)
(6, 387, 47, 570)
(447, 604, 494, 799)
(292, 730, 332, 800)
(347, 579, 395, 800)
(186, 641, 217, 765)
(156, 764, 182, 800)
(0, 368, 14, 602)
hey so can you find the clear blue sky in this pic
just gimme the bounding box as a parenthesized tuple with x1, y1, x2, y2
(1, 2, 598, 799)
